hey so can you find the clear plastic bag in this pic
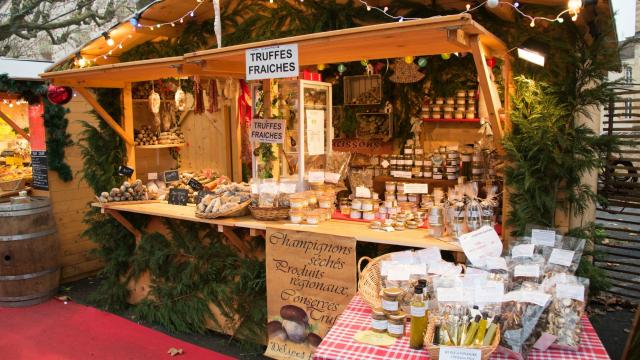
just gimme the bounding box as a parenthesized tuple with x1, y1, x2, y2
(542, 236, 585, 275)
(258, 181, 279, 208)
(539, 276, 589, 351)
(507, 255, 546, 290)
(324, 151, 352, 185)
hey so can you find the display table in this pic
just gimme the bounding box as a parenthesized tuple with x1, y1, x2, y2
(314, 295, 610, 360)
(91, 202, 462, 252)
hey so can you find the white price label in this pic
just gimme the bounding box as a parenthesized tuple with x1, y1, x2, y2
(394, 171, 412, 179)
(556, 283, 585, 302)
(308, 171, 325, 183)
(355, 186, 371, 199)
(403, 183, 429, 194)
(512, 244, 535, 258)
(324, 172, 341, 184)
(381, 299, 399, 312)
(548, 248, 575, 267)
(514, 264, 540, 278)
(381, 160, 390, 168)
(439, 346, 481, 360)
(531, 229, 556, 247)
(147, 172, 158, 180)
(410, 305, 426, 317)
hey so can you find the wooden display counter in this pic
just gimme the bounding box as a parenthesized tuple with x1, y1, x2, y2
(91, 201, 462, 252)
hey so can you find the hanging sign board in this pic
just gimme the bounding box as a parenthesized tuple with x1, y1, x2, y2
(246, 44, 299, 81)
(31, 150, 49, 190)
(250, 118, 285, 144)
(264, 228, 356, 360)
(118, 165, 134, 178)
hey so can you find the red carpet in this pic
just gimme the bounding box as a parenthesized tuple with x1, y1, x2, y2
(0, 299, 236, 360)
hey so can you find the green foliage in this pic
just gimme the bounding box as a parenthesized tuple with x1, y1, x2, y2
(568, 223, 610, 294)
(0, 74, 73, 182)
(78, 89, 125, 194)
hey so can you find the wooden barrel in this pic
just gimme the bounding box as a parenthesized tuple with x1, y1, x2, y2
(0, 196, 60, 307)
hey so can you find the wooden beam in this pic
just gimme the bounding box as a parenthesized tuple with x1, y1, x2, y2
(468, 35, 504, 153)
(0, 109, 30, 141)
(122, 83, 136, 181)
(75, 87, 134, 146)
(446, 29, 468, 48)
(104, 208, 142, 244)
(486, 0, 516, 22)
(222, 226, 254, 258)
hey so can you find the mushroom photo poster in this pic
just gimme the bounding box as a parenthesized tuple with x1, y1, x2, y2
(264, 228, 356, 360)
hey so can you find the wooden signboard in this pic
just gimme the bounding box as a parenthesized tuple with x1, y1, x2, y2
(167, 188, 188, 206)
(31, 150, 49, 190)
(264, 228, 356, 360)
(163, 170, 180, 183)
(332, 138, 394, 155)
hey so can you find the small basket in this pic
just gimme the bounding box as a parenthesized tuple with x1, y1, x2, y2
(424, 320, 500, 360)
(195, 200, 251, 219)
(0, 178, 25, 191)
(249, 206, 290, 221)
(357, 253, 393, 309)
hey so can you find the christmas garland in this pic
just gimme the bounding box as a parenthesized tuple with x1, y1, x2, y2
(0, 74, 73, 182)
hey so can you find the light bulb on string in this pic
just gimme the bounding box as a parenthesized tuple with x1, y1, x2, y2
(103, 32, 114, 46)
(367, 5, 371, 11)
(190, 11, 195, 17)
(557, 17, 564, 23)
(486, 0, 499, 8)
(466, 4, 471, 11)
(9, 102, 14, 108)
(571, 13, 578, 21)
(383, 6, 388, 12)
(567, 0, 582, 12)
(398, 17, 404, 22)
(530, 19, 535, 27)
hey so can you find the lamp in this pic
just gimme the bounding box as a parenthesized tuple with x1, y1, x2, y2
(517, 48, 545, 67)
(103, 32, 114, 46)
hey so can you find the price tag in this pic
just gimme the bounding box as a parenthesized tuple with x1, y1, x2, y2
(163, 170, 180, 183)
(308, 171, 325, 183)
(403, 183, 429, 194)
(556, 283, 585, 302)
(531, 229, 556, 247)
(118, 165, 135, 177)
(168, 188, 189, 206)
(187, 177, 204, 191)
(459, 226, 503, 266)
(514, 264, 540, 278)
(355, 186, 371, 199)
(324, 172, 341, 184)
(549, 248, 575, 267)
(394, 171, 412, 179)
(148, 172, 158, 180)
(512, 244, 535, 258)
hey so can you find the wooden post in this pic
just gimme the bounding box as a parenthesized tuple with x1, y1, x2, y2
(501, 56, 514, 244)
(75, 87, 134, 146)
(104, 208, 142, 244)
(122, 83, 136, 181)
(0, 109, 30, 141)
(468, 35, 504, 154)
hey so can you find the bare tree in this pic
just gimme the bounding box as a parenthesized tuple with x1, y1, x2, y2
(0, 0, 136, 59)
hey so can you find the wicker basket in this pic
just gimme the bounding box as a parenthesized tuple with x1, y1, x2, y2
(249, 206, 289, 221)
(357, 253, 393, 309)
(0, 178, 25, 191)
(195, 200, 251, 219)
(424, 319, 500, 360)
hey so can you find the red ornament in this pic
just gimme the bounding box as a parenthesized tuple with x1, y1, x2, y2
(485, 57, 497, 69)
(47, 85, 73, 105)
(374, 62, 386, 74)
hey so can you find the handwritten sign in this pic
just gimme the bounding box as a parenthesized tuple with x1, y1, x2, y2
(31, 150, 48, 190)
(439, 346, 481, 360)
(167, 188, 188, 206)
(246, 44, 299, 81)
(163, 170, 180, 183)
(187, 177, 204, 191)
(458, 226, 503, 267)
(118, 165, 134, 177)
(264, 228, 356, 360)
(250, 118, 285, 144)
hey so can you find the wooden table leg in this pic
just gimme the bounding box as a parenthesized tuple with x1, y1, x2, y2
(221, 226, 253, 258)
(104, 208, 142, 244)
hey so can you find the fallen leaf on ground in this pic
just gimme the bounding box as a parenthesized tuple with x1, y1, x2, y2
(56, 295, 72, 302)
(167, 347, 183, 356)
(624, 328, 630, 333)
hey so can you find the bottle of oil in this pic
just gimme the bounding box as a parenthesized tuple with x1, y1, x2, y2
(409, 285, 428, 349)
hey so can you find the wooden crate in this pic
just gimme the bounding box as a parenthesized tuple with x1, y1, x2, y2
(356, 112, 392, 140)
(344, 75, 382, 106)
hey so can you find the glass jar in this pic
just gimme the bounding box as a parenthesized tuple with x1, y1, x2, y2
(305, 191, 318, 208)
(318, 195, 333, 209)
(289, 209, 304, 224)
(306, 209, 321, 225)
(382, 287, 403, 315)
(350, 209, 362, 219)
(385, 181, 397, 193)
(351, 198, 362, 210)
(370, 308, 387, 333)
(387, 312, 407, 338)
(289, 195, 308, 209)
(361, 199, 374, 211)
(362, 210, 375, 221)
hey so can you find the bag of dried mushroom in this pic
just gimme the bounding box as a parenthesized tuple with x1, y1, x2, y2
(498, 282, 552, 359)
(541, 236, 585, 276)
(535, 275, 589, 352)
(324, 151, 351, 186)
(507, 254, 546, 290)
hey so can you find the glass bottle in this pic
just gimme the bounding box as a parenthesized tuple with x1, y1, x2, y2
(409, 285, 428, 349)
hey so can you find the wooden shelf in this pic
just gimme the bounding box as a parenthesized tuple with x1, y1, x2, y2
(373, 175, 457, 196)
(136, 143, 185, 149)
(422, 118, 480, 123)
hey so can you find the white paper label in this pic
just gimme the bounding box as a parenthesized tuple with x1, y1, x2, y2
(251, 184, 259, 194)
(549, 248, 575, 267)
(387, 323, 404, 335)
(403, 183, 429, 194)
(439, 346, 481, 360)
(416, 247, 442, 264)
(556, 283, 585, 302)
(410, 305, 426, 317)
(514, 264, 540, 278)
(324, 172, 340, 184)
(308, 171, 325, 183)
(512, 244, 535, 258)
(306, 109, 325, 155)
(474, 281, 505, 304)
(381, 160, 390, 168)
(531, 229, 556, 247)
(459, 226, 503, 267)
(504, 290, 551, 307)
(371, 319, 387, 330)
(394, 171, 412, 179)
(381, 299, 399, 312)
(390, 251, 414, 264)
(483, 256, 508, 271)
(147, 172, 158, 180)
(278, 182, 297, 194)
(245, 44, 299, 80)
(250, 118, 285, 144)
(436, 287, 464, 302)
(355, 186, 371, 199)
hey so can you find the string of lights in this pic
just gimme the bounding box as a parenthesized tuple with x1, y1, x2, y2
(358, 0, 583, 27)
(75, 0, 207, 67)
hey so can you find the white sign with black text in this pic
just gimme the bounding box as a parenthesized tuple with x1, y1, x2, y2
(246, 44, 299, 80)
(250, 118, 286, 144)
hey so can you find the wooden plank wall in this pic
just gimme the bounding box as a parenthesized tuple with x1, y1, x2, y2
(46, 95, 103, 282)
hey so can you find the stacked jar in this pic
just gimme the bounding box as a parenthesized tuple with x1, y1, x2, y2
(472, 149, 484, 181)
(445, 148, 460, 181)
(288, 190, 335, 224)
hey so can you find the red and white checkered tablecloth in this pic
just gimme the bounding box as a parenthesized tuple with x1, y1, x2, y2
(314, 295, 610, 360)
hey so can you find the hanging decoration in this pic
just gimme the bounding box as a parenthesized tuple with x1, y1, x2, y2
(417, 57, 428, 68)
(212, 0, 222, 48)
(486, 57, 497, 69)
(366, 63, 374, 76)
(337, 64, 347, 74)
(403, 56, 415, 64)
(208, 79, 219, 113)
(389, 58, 425, 84)
(317, 64, 326, 71)
(175, 86, 186, 112)
(193, 76, 205, 114)
(441, 53, 451, 60)
(46, 85, 73, 105)
(360, 59, 368, 67)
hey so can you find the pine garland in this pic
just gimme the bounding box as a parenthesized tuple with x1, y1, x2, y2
(0, 74, 73, 182)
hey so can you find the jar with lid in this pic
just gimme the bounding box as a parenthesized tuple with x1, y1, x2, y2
(450, 202, 466, 237)
(370, 308, 388, 333)
(387, 312, 407, 338)
(481, 202, 494, 227)
(289, 209, 304, 224)
(404, 154, 413, 170)
(471, 149, 484, 181)
(460, 148, 473, 180)
(404, 140, 414, 156)
(390, 155, 398, 171)
(382, 287, 403, 315)
(306, 209, 321, 225)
